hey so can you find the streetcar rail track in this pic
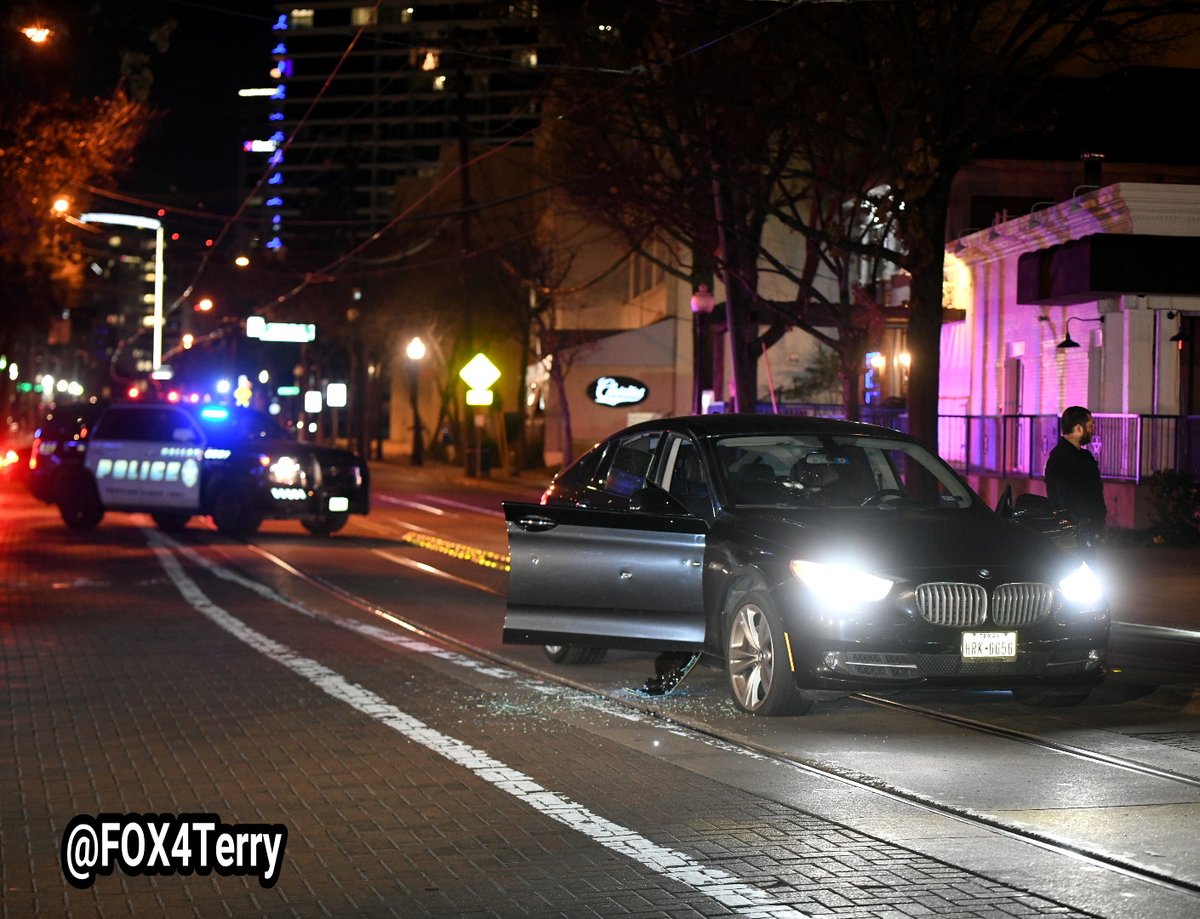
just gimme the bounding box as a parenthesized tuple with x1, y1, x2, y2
(852, 692, 1200, 790)
(189, 528, 1200, 902)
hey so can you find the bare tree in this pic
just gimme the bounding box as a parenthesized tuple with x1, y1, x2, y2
(543, 0, 1200, 449)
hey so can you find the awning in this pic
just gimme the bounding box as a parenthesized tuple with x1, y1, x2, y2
(1017, 233, 1200, 306)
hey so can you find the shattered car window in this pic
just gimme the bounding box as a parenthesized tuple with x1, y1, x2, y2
(714, 434, 973, 509)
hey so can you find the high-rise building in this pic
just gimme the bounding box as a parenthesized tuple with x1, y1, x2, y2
(250, 1, 544, 263)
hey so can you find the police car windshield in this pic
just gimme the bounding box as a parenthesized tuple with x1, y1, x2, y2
(196, 407, 292, 447)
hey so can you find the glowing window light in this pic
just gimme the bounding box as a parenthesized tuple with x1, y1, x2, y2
(21, 26, 53, 43)
(238, 87, 280, 97)
(269, 112, 284, 122)
(266, 238, 283, 250)
(266, 197, 283, 207)
(268, 173, 283, 185)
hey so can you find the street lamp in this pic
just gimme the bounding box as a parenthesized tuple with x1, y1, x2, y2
(406, 336, 427, 466)
(78, 212, 165, 370)
(1055, 315, 1104, 350)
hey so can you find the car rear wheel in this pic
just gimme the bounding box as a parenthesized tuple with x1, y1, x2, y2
(58, 472, 104, 529)
(210, 485, 263, 537)
(151, 511, 191, 531)
(1011, 685, 1092, 707)
(725, 591, 813, 716)
(543, 644, 607, 665)
(301, 512, 349, 536)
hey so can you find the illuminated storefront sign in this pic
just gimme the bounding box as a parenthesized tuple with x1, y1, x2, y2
(589, 376, 648, 407)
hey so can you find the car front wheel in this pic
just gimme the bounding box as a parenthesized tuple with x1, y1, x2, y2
(58, 472, 104, 529)
(210, 485, 263, 537)
(301, 512, 349, 536)
(725, 591, 813, 716)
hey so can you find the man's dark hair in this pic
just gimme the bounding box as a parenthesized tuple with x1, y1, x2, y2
(1060, 405, 1092, 435)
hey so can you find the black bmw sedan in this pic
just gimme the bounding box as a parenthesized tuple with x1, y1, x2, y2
(502, 414, 1108, 716)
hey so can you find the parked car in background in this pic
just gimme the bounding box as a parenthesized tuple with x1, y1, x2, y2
(27, 400, 106, 503)
(36, 399, 369, 537)
(503, 415, 1109, 716)
(1, 428, 32, 483)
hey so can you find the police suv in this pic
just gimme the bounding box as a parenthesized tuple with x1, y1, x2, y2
(49, 400, 369, 536)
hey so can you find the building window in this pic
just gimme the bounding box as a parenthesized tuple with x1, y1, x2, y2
(351, 6, 376, 26)
(289, 9, 314, 28)
(629, 243, 665, 299)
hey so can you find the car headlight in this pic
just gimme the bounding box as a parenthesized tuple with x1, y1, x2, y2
(790, 559, 895, 607)
(268, 455, 305, 487)
(1058, 562, 1103, 607)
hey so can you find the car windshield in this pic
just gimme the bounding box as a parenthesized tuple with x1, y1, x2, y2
(713, 433, 974, 509)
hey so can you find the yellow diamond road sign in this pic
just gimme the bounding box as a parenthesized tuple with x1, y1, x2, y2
(459, 353, 501, 391)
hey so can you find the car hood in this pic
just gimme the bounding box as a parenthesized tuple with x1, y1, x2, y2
(727, 506, 1079, 580)
(256, 439, 362, 463)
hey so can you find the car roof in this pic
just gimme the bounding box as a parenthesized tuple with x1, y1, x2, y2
(618, 413, 914, 443)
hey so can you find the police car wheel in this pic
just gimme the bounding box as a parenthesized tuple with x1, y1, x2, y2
(151, 511, 192, 531)
(211, 486, 263, 537)
(301, 512, 349, 536)
(58, 473, 104, 529)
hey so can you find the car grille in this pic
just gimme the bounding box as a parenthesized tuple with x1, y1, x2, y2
(916, 583, 986, 626)
(916, 581, 1053, 627)
(991, 583, 1054, 626)
(318, 460, 362, 490)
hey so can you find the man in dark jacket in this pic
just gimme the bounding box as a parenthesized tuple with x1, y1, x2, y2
(1044, 406, 1107, 553)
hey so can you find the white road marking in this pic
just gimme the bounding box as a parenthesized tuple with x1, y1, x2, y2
(375, 494, 447, 516)
(371, 548, 503, 596)
(409, 493, 505, 518)
(144, 530, 809, 918)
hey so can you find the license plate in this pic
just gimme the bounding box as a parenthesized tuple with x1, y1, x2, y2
(961, 631, 1017, 661)
(328, 496, 349, 513)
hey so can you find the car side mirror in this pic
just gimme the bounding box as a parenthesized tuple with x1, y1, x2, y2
(995, 484, 1014, 518)
(1013, 493, 1055, 518)
(629, 484, 690, 516)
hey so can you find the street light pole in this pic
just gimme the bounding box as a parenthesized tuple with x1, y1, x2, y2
(406, 336, 426, 466)
(690, 283, 715, 414)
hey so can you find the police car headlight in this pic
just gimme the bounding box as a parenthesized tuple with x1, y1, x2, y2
(268, 455, 305, 487)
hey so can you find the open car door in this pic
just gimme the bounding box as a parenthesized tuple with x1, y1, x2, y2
(502, 501, 707, 652)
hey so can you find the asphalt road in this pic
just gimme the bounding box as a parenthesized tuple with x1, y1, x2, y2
(3, 470, 1200, 918)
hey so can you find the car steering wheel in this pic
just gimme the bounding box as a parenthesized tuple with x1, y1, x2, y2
(860, 488, 906, 506)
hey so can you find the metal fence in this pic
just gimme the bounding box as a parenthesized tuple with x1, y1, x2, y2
(707, 402, 1200, 482)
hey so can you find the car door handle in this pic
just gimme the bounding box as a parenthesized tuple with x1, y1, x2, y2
(516, 515, 557, 532)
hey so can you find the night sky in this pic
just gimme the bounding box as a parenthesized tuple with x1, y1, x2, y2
(127, 1, 277, 209)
